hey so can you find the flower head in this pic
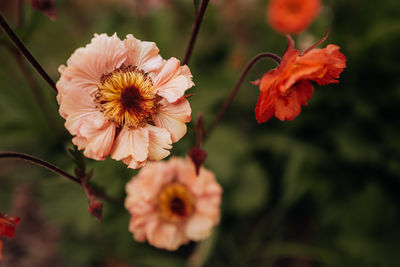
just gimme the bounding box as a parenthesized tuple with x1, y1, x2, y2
(125, 157, 222, 251)
(0, 213, 20, 261)
(255, 33, 346, 123)
(267, 0, 321, 34)
(57, 33, 193, 169)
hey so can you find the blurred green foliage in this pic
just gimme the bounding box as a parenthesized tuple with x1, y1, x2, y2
(0, 0, 400, 266)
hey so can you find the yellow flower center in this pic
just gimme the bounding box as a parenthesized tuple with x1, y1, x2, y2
(95, 65, 158, 128)
(158, 183, 193, 223)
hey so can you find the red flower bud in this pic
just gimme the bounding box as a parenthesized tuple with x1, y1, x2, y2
(30, 0, 57, 21)
(88, 201, 103, 222)
(188, 147, 207, 176)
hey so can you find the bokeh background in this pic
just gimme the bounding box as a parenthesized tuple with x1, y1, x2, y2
(1, 0, 400, 266)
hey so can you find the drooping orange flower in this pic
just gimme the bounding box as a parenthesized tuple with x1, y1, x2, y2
(0, 213, 20, 261)
(267, 0, 321, 34)
(255, 33, 346, 123)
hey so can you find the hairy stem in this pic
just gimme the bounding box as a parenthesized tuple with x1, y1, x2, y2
(182, 0, 210, 65)
(207, 52, 281, 136)
(0, 13, 57, 92)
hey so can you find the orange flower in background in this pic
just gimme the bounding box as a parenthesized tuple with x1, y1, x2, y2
(0, 213, 20, 261)
(267, 0, 321, 34)
(125, 157, 222, 251)
(57, 33, 193, 169)
(255, 33, 346, 123)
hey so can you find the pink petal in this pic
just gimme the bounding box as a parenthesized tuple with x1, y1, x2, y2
(195, 196, 222, 218)
(62, 33, 127, 89)
(153, 58, 194, 103)
(149, 222, 187, 251)
(128, 217, 147, 242)
(185, 215, 214, 241)
(124, 34, 163, 73)
(146, 125, 172, 161)
(127, 161, 171, 198)
(152, 99, 192, 142)
(111, 126, 149, 168)
(72, 123, 116, 160)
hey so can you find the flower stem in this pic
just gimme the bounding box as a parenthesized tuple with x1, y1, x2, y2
(207, 52, 281, 136)
(0, 13, 57, 93)
(0, 152, 80, 184)
(0, 40, 60, 129)
(0, 152, 119, 204)
(195, 113, 205, 149)
(182, 0, 210, 65)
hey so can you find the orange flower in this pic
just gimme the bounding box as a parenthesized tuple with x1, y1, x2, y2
(0, 213, 20, 261)
(267, 0, 321, 34)
(255, 34, 346, 123)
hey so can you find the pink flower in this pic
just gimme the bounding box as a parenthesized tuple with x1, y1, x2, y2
(57, 33, 193, 168)
(125, 157, 222, 251)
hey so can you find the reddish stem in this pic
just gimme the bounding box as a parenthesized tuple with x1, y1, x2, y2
(0, 13, 57, 92)
(195, 113, 205, 148)
(0, 152, 118, 204)
(182, 0, 210, 65)
(207, 52, 281, 136)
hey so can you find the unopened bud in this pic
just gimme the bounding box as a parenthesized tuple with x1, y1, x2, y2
(188, 147, 207, 176)
(88, 201, 103, 222)
(30, 0, 57, 21)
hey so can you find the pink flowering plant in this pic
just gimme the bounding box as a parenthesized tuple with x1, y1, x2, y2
(0, 0, 398, 267)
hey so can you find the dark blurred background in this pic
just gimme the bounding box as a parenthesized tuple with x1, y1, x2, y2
(0, 0, 399, 266)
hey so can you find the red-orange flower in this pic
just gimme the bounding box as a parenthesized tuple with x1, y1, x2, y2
(267, 0, 321, 34)
(0, 213, 20, 261)
(255, 34, 346, 123)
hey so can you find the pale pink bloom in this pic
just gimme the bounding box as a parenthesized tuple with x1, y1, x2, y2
(125, 157, 222, 251)
(56, 33, 193, 168)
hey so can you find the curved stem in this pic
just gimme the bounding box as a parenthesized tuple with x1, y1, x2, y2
(0, 13, 57, 92)
(0, 152, 80, 184)
(0, 152, 120, 204)
(182, 0, 210, 65)
(207, 52, 281, 136)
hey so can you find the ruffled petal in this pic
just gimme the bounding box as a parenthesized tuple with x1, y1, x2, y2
(152, 99, 191, 142)
(255, 83, 279, 123)
(153, 58, 194, 103)
(274, 80, 314, 121)
(111, 126, 149, 168)
(124, 34, 163, 73)
(61, 33, 127, 90)
(146, 124, 172, 161)
(72, 122, 116, 160)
